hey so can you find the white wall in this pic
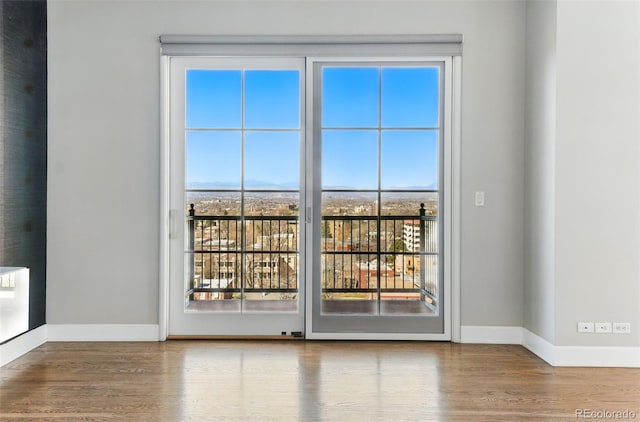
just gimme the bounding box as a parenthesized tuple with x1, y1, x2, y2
(524, 0, 557, 344)
(554, 0, 639, 347)
(47, 0, 526, 327)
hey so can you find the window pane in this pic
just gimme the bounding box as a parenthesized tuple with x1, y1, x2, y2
(321, 192, 377, 217)
(186, 70, 241, 128)
(244, 252, 297, 290)
(381, 67, 439, 128)
(244, 192, 300, 217)
(187, 191, 241, 216)
(322, 130, 378, 190)
(245, 70, 300, 129)
(381, 130, 438, 190)
(186, 131, 241, 189)
(321, 216, 378, 253)
(244, 132, 299, 190)
(244, 215, 299, 252)
(380, 192, 438, 216)
(321, 253, 379, 315)
(322, 67, 379, 128)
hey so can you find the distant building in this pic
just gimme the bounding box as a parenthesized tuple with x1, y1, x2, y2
(403, 220, 421, 252)
(399, 219, 438, 275)
(203, 239, 236, 250)
(357, 260, 394, 289)
(403, 219, 437, 252)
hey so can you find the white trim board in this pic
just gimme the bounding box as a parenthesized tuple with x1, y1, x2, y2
(3, 325, 638, 368)
(47, 324, 160, 342)
(522, 328, 556, 365)
(463, 326, 640, 368)
(554, 346, 640, 368)
(0, 325, 47, 367)
(523, 329, 640, 368)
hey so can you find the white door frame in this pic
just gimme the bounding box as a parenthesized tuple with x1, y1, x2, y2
(162, 56, 307, 337)
(158, 38, 462, 341)
(304, 56, 460, 340)
(160, 55, 171, 340)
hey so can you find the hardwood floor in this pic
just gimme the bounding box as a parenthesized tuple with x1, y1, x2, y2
(1, 341, 638, 421)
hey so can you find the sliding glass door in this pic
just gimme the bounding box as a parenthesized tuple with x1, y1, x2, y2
(167, 54, 452, 339)
(168, 57, 305, 336)
(307, 59, 450, 338)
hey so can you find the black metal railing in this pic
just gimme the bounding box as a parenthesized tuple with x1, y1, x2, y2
(186, 203, 299, 300)
(320, 204, 438, 306)
(185, 203, 438, 305)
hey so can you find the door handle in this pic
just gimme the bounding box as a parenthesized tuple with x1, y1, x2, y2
(306, 207, 312, 224)
(169, 209, 178, 239)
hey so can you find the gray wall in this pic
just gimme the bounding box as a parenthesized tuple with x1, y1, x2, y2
(554, 0, 639, 347)
(46, 1, 640, 349)
(47, 0, 526, 327)
(524, 0, 640, 348)
(523, 0, 556, 343)
(0, 0, 47, 331)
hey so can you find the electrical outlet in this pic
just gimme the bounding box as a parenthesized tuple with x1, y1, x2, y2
(595, 322, 612, 333)
(577, 322, 594, 333)
(613, 323, 631, 334)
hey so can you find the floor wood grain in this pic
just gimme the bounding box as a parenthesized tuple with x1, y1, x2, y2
(1, 341, 638, 421)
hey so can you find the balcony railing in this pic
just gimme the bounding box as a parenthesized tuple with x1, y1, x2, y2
(185, 204, 438, 308)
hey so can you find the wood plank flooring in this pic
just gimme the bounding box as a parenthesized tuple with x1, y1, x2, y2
(1, 341, 639, 421)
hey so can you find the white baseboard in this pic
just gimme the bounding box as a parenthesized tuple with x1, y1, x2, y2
(522, 328, 555, 365)
(463, 327, 640, 367)
(0, 325, 48, 367)
(3, 324, 638, 368)
(521, 329, 639, 368)
(554, 345, 640, 367)
(47, 324, 160, 341)
(460, 325, 523, 344)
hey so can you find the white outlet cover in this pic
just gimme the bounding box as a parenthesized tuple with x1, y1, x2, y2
(613, 322, 631, 334)
(474, 191, 485, 206)
(595, 322, 612, 333)
(577, 322, 594, 333)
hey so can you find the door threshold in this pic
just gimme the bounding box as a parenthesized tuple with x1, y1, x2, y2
(167, 334, 305, 340)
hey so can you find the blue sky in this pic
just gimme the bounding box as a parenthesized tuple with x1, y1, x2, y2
(186, 66, 439, 190)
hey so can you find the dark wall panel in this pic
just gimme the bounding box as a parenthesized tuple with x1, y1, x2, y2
(0, 0, 47, 330)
